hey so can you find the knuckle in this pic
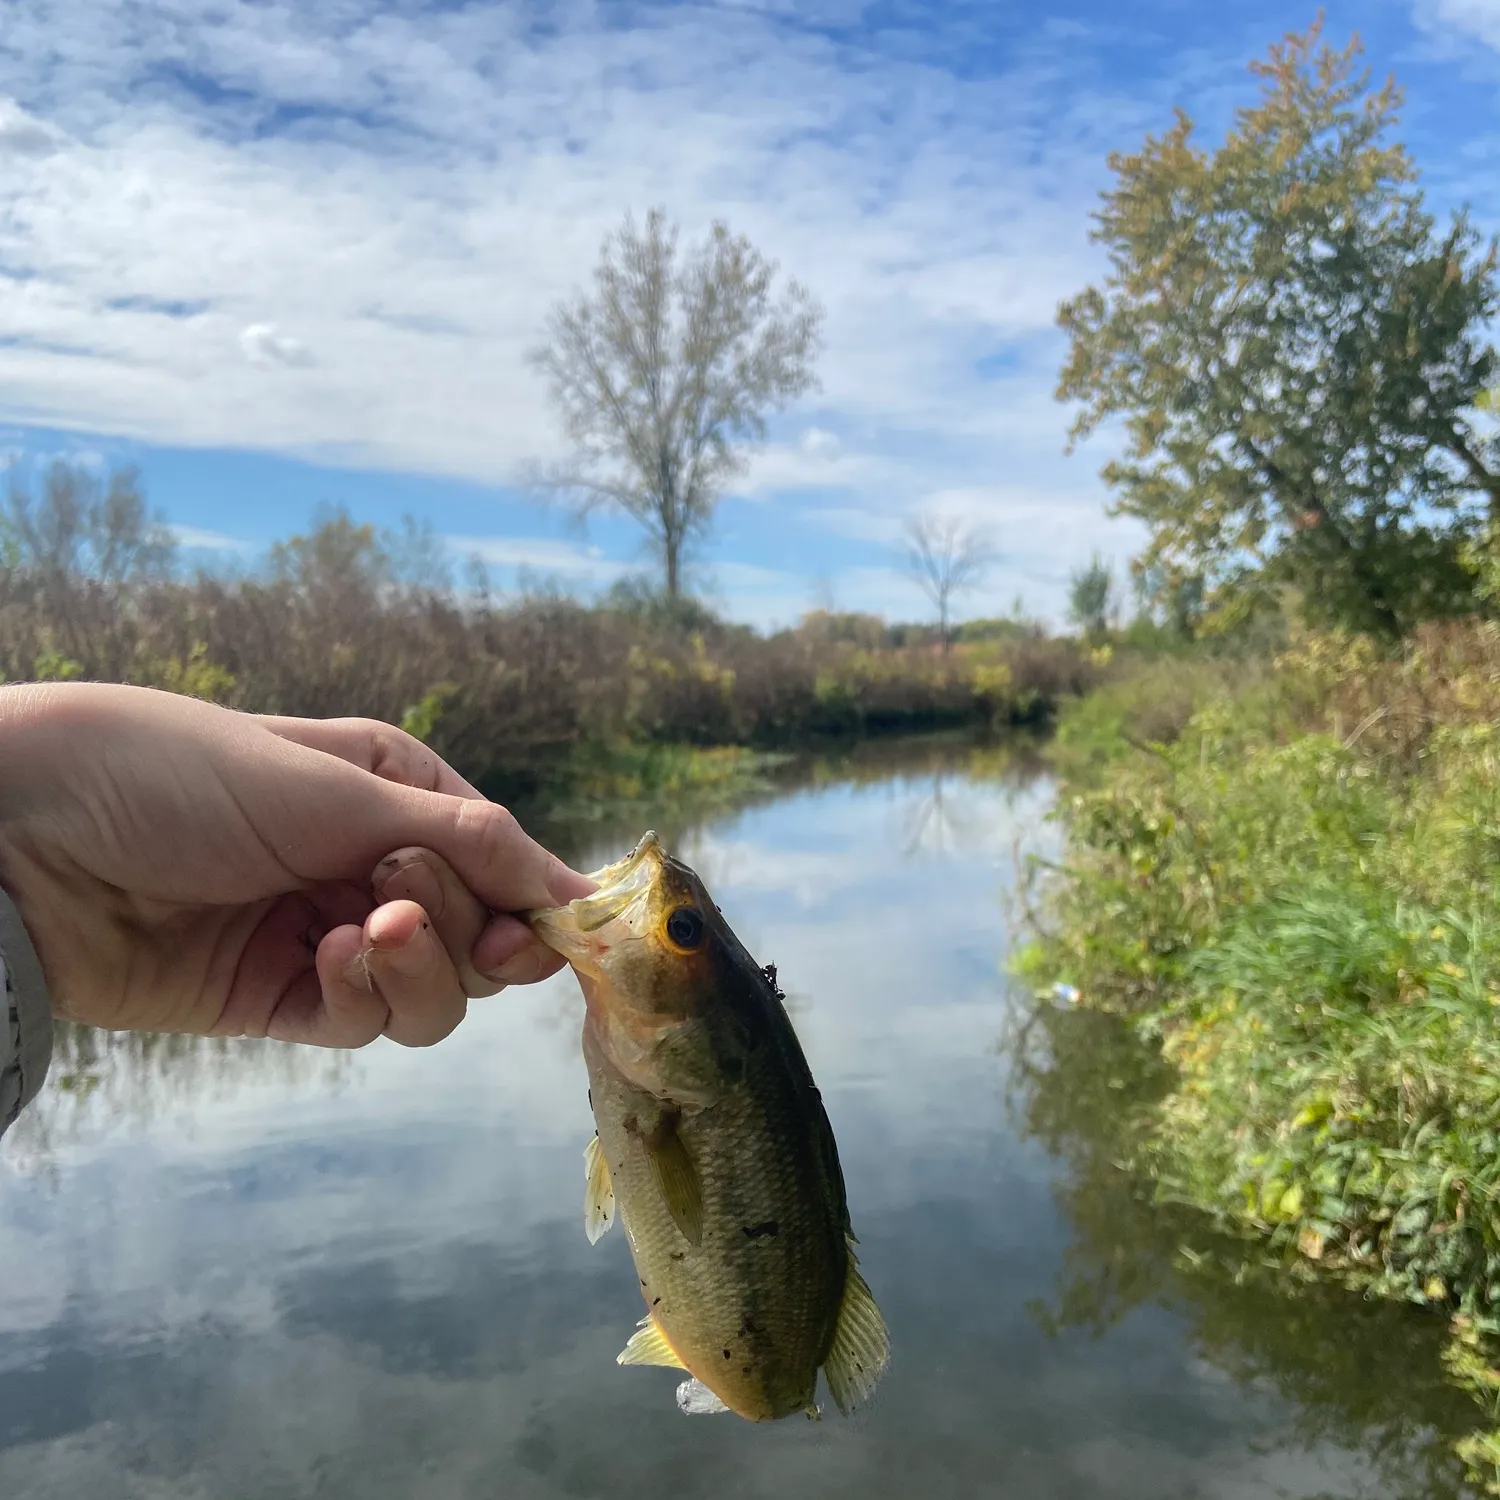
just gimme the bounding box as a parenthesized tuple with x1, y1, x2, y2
(457, 798, 522, 863)
(327, 716, 438, 790)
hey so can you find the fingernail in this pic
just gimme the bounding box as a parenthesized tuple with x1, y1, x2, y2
(547, 859, 596, 904)
(375, 857, 446, 918)
(487, 948, 542, 985)
(374, 921, 435, 980)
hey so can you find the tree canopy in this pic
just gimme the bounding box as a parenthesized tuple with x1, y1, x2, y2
(531, 207, 823, 598)
(1056, 19, 1500, 637)
(1068, 553, 1116, 637)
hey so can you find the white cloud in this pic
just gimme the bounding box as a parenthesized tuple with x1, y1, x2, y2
(239, 322, 312, 368)
(443, 533, 622, 583)
(1423, 0, 1500, 49)
(804, 505, 906, 546)
(799, 426, 840, 458)
(735, 438, 900, 498)
(169, 521, 256, 552)
(0, 7, 1130, 462)
(0, 0, 1236, 621)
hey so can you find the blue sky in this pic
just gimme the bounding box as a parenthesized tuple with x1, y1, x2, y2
(2, 0, 1500, 628)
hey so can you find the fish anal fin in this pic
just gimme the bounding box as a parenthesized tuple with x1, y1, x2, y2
(822, 1242, 891, 1416)
(618, 1313, 686, 1369)
(645, 1121, 703, 1246)
(675, 1377, 730, 1416)
(584, 1134, 616, 1245)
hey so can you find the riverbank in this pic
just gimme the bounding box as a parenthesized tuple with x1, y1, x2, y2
(0, 511, 1097, 809)
(1015, 620, 1500, 1493)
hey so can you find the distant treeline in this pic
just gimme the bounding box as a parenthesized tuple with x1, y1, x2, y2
(0, 461, 1097, 798)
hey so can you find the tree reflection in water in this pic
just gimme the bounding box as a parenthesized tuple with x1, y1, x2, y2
(1003, 996, 1484, 1499)
(7, 1022, 356, 1174)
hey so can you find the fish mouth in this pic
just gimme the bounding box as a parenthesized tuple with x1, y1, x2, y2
(526, 830, 663, 962)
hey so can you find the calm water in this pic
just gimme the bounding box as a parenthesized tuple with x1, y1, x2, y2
(0, 739, 1481, 1498)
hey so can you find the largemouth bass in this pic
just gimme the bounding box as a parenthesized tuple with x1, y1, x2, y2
(527, 831, 889, 1422)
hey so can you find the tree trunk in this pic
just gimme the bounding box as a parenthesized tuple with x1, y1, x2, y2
(1255, 446, 1405, 637)
(665, 537, 680, 599)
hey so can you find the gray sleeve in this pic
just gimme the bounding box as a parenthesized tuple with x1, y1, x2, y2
(0, 886, 53, 1140)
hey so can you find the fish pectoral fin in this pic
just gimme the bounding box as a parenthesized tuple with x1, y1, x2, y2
(822, 1241, 891, 1416)
(617, 1314, 685, 1369)
(675, 1377, 730, 1416)
(584, 1134, 616, 1245)
(645, 1122, 704, 1246)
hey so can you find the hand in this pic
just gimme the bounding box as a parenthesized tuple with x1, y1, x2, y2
(0, 682, 594, 1047)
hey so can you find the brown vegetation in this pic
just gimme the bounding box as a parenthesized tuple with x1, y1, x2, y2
(0, 471, 1095, 801)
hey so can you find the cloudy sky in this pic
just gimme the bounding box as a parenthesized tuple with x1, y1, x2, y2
(2, 0, 1499, 628)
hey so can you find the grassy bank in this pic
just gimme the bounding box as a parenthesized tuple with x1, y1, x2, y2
(1016, 620, 1500, 1492)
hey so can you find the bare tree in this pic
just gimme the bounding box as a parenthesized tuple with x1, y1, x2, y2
(902, 512, 994, 653)
(530, 207, 823, 599)
(4, 459, 175, 587)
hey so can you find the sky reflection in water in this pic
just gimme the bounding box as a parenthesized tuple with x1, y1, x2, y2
(0, 745, 1466, 1498)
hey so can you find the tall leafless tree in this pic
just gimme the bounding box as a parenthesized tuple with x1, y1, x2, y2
(530, 208, 824, 599)
(902, 511, 994, 653)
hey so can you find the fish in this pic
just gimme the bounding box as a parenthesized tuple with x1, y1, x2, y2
(526, 830, 889, 1422)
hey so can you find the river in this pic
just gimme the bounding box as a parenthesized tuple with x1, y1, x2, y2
(0, 737, 1481, 1498)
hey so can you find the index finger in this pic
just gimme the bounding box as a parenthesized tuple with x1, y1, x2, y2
(258, 715, 483, 801)
(246, 733, 597, 913)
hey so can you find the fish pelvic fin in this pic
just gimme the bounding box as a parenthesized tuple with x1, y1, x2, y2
(645, 1120, 704, 1247)
(822, 1238, 891, 1416)
(617, 1314, 685, 1369)
(584, 1133, 615, 1245)
(675, 1377, 730, 1416)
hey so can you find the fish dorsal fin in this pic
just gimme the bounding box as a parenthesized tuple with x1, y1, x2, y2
(584, 1134, 615, 1245)
(675, 1377, 730, 1416)
(618, 1313, 686, 1369)
(822, 1241, 891, 1416)
(645, 1122, 704, 1246)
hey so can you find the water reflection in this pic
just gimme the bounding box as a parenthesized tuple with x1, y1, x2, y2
(1005, 996, 1482, 1499)
(5, 1024, 356, 1174)
(0, 734, 1472, 1498)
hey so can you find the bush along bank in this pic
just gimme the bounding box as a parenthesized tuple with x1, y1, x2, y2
(1015, 621, 1500, 1494)
(0, 509, 1099, 810)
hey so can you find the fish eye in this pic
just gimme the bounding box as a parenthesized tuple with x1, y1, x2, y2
(665, 906, 705, 949)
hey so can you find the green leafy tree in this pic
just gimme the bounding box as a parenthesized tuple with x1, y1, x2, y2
(531, 207, 823, 599)
(1068, 553, 1116, 637)
(1057, 19, 1500, 637)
